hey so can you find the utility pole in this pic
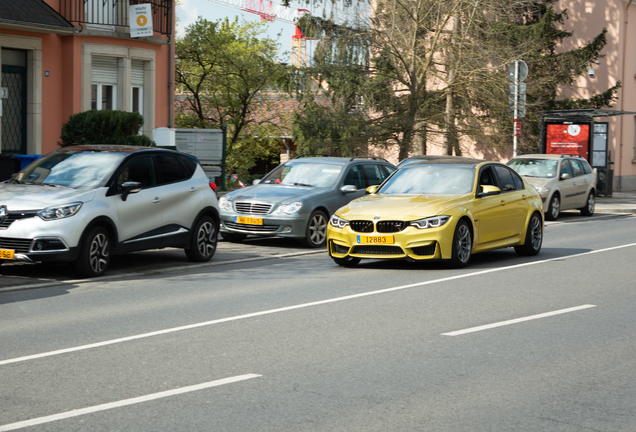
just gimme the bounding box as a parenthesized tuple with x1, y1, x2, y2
(508, 60, 527, 157)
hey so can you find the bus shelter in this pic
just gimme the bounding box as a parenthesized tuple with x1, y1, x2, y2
(538, 109, 636, 196)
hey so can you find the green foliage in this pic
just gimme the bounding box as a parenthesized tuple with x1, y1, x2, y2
(59, 110, 152, 147)
(175, 17, 291, 173)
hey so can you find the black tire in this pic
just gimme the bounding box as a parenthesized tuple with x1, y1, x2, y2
(546, 194, 560, 221)
(514, 212, 543, 256)
(580, 191, 595, 216)
(302, 210, 328, 248)
(221, 232, 247, 242)
(185, 216, 218, 262)
(333, 256, 361, 267)
(74, 226, 110, 278)
(450, 220, 472, 268)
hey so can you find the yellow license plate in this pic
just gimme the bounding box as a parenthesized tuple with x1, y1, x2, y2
(357, 235, 394, 244)
(0, 248, 15, 260)
(235, 216, 263, 225)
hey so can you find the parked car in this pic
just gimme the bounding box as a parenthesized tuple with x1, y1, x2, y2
(0, 145, 220, 278)
(507, 153, 597, 220)
(219, 156, 397, 247)
(327, 158, 544, 267)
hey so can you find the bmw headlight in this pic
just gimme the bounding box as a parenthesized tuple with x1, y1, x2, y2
(218, 196, 232, 211)
(410, 215, 450, 229)
(38, 203, 82, 220)
(329, 214, 350, 229)
(274, 201, 302, 215)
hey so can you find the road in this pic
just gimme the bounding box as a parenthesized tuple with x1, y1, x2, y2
(1, 212, 636, 431)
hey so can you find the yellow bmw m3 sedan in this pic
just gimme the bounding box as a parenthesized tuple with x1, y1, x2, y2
(327, 158, 544, 268)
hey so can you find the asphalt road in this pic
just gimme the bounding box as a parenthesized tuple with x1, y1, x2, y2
(1, 212, 636, 431)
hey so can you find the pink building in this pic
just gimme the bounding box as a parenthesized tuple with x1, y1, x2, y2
(555, 0, 636, 191)
(0, 0, 174, 160)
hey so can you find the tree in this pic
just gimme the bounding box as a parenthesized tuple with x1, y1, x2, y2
(292, 0, 619, 159)
(175, 17, 291, 177)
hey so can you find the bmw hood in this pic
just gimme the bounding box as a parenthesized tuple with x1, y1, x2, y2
(0, 184, 97, 210)
(225, 184, 327, 204)
(337, 194, 472, 220)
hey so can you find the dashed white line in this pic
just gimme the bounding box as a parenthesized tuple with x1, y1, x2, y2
(441, 304, 597, 336)
(0, 374, 261, 432)
(2, 242, 635, 367)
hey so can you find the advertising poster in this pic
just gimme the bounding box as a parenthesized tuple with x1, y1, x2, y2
(546, 124, 590, 158)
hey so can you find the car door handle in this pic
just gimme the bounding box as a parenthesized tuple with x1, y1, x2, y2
(500, 200, 506, 206)
(153, 197, 162, 203)
(189, 187, 197, 192)
(521, 194, 528, 200)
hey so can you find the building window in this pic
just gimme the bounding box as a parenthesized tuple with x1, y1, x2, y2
(91, 84, 116, 110)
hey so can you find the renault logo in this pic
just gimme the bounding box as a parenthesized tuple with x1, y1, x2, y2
(0, 206, 6, 225)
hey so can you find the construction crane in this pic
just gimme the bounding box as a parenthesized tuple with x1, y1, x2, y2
(204, 0, 314, 67)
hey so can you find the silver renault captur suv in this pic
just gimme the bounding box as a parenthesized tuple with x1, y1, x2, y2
(0, 145, 220, 277)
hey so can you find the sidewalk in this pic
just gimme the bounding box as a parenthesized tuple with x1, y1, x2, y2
(596, 191, 636, 214)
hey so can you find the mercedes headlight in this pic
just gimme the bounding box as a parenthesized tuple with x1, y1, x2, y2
(329, 215, 350, 229)
(38, 203, 83, 220)
(274, 201, 302, 215)
(218, 196, 232, 211)
(410, 215, 450, 229)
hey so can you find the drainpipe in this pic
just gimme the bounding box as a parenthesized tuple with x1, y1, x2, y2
(619, 0, 634, 191)
(168, 2, 175, 128)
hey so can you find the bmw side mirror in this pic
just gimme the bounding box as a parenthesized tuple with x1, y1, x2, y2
(121, 181, 142, 201)
(341, 184, 358, 194)
(365, 185, 380, 194)
(560, 173, 570, 180)
(253, 179, 261, 185)
(477, 185, 501, 198)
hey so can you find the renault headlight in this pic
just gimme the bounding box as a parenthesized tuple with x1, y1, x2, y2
(218, 196, 232, 211)
(535, 186, 549, 197)
(329, 215, 350, 229)
(274, 201, 302, 215)
(38, 203, 82, 220)
(410, 215, 450, 229)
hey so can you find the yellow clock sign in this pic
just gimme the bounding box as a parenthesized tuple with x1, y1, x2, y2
(129, 4, 153, 38)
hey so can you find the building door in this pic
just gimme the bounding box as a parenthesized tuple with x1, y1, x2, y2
(1, 49, 27, 154)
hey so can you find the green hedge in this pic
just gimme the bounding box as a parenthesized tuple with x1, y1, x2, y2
(59, 110, 154, 147)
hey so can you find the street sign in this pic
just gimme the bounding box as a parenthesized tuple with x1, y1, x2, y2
(202, 165, 223, 178)
(508, 60, 528, 82)
(129, 4, 153, 38)
(175, 129, 224, 164)
(509, 83, 526, 117)
(514, 121, 521, 136)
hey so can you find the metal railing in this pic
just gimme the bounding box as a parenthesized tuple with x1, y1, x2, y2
(58, 0, 173, 35)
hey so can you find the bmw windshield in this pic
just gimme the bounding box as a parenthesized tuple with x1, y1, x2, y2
(10, 150, 126, 188)
(260, 162, 343, 188)
(379, 165, 475, 195)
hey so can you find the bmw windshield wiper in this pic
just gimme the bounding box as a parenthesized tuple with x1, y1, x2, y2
(293, 183, 314, 187)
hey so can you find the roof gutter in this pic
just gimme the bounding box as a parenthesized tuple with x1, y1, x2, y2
(0, 21, 77, 35)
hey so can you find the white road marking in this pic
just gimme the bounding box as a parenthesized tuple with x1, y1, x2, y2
(0, 374, 261, 432)
(2, 242, 636, 367)
(441, 304, 597, 336)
